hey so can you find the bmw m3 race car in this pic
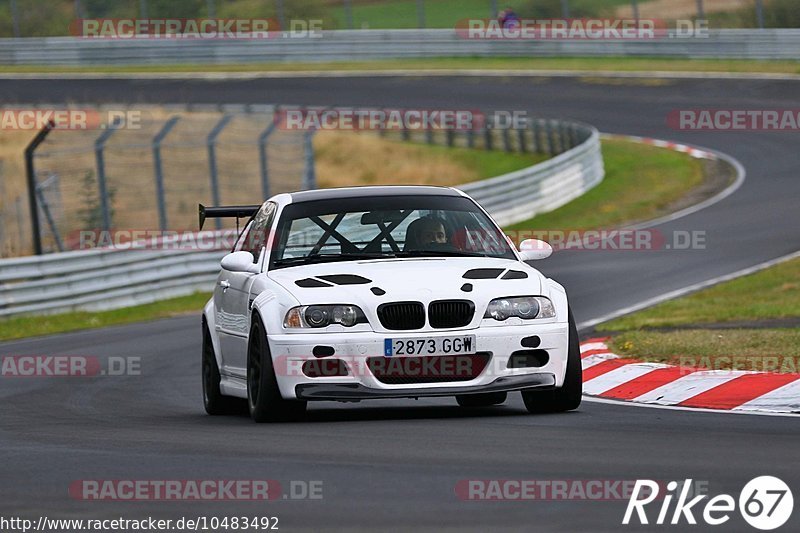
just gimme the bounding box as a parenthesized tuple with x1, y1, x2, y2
(201, 186, 581, 422)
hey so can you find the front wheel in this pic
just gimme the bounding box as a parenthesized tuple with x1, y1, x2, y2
(247, 316, 307, 423)
(521, 309, 582, 413)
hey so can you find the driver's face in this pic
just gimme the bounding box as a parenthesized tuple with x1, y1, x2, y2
(420, 223, 446, 244)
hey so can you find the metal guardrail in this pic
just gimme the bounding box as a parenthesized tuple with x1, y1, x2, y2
(0, 119, 603, 318)
(1, 29, 800, 65)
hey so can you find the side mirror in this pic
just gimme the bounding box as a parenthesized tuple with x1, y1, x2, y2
(221, 251, 260, 274)
(518, 239, 553, 261)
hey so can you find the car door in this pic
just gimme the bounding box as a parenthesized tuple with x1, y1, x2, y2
(215, 202, 276, 377)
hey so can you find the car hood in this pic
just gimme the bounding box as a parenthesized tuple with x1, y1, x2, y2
(268, 256, 544, 307)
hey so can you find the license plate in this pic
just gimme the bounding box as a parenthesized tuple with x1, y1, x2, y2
(384, 335, 476, 357)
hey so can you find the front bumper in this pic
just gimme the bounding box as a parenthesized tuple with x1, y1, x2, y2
(267, 322, 569, 401)
(296, 373, 555, 400)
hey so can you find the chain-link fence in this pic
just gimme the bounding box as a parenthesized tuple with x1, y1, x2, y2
(3, 105, 310, 256)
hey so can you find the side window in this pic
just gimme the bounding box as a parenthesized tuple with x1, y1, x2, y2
(242, 202, 277, 262)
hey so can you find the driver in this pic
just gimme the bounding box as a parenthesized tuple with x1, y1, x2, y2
(404, 216, 448, 251)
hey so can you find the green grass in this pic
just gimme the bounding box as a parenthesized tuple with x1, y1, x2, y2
(599, 257, 800, 331)
(415, 142, 550, 181)
(609, 329, 800, 372)
(507, 139, 706, 232)
(0, 292, 211, 342)
(5, 56, 800, 75)
(600, 257, 800, 372)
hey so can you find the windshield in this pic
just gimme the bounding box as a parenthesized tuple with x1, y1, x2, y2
(270, 194, 516, 269)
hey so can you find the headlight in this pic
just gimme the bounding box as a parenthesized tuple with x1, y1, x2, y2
(284, 305, 367, 328)
(484, 296, 555, 321)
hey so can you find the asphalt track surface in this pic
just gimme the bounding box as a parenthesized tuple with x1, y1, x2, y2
(1, 75, 799, 531)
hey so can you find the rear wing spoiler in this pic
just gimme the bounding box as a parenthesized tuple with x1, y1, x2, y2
(198, 204, 260, 230)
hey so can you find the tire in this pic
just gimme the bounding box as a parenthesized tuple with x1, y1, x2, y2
(247, 315, 307, 423)
(455, 392, 507, 407)
(521, 309, 582, 414)
(202, 319, 246, 416)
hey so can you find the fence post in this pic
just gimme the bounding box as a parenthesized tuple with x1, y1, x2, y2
(502, 127, 512, 152)
(416, 0, 426, 29)
(545, 120, 556, 156)
(258, 107, 280, 200)
(207, 114, 233, 229)
(152, 115, 180, 231)
(425, 127, 434, 144)
(303, 129, 317, 190)
(532, 120, 542, 154)
(10, 0, 20, 37)
(517, 126, 527, 153)
(483, 117, 493, 150)
(631, 0, 639, 24)
(696, 0, 704, 20)
(561, 0, 570, 18)
(755, 0, 764, 29)
(24, 121, 55, 255)
(276, 0, 286, 30)
(344, 0, 354, 29)
(94, 119, 122, 232)
(35, 175, 64, 252)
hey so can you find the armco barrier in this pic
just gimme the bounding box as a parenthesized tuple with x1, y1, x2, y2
(0, 120, 603, 318)
(1, 29, 799, 65)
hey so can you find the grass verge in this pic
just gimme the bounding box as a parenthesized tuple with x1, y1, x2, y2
(600, 257, 800, 372)
(600, 258, 800, 330)
(507, 139, 706, 232)
(4, 57, 800, 75)
(0, 292, 211, 342)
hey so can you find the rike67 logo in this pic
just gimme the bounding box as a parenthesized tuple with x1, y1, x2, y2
(624, 477, 793, 530)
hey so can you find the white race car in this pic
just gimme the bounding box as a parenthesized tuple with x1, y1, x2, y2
(201, 186, 581, 422)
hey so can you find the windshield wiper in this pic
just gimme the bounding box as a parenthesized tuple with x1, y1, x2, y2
(274, 252, 395, 267)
